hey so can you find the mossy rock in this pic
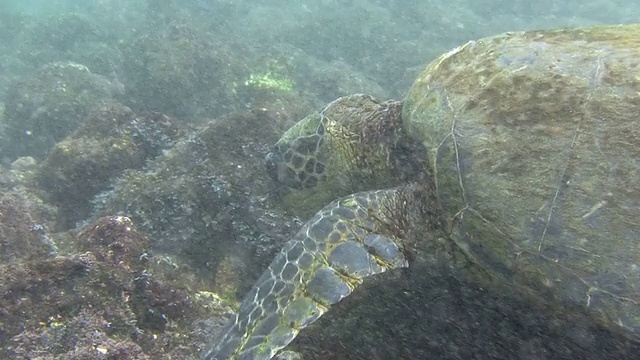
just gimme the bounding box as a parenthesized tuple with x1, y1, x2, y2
(2, 61, 120, 160)
(121, 26, 244, 121)
(35, 103, 183, 229)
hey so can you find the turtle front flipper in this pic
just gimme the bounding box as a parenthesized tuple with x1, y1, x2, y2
(203, 188, 411, 360)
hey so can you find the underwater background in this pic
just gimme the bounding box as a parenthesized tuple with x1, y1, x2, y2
(0, 1, 639, 359)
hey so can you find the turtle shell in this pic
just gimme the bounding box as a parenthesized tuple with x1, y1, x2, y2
(403, 24, 640, 335)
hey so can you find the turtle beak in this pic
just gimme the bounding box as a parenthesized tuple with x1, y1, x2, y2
(265, 151, 297, 200)
(265, 150, 301, 190)
(264, 151, 283, 183)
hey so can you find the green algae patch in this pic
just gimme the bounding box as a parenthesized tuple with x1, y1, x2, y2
(243, 59, 296, 92)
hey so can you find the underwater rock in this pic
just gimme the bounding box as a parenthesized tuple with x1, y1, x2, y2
(34, 103, 185, 229)
(2, 61, 121, 160)
(121, 25, 245, 121)
(93, 104, 310, 297)
(0, 215, 221, 359)
(0, 192, 56, 262)
(13, 12, 126, 77)
(239, 43, 388, 107)
(76, 216, 149, 272)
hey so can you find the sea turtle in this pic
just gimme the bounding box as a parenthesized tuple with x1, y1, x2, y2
(204, 24, 640, 359)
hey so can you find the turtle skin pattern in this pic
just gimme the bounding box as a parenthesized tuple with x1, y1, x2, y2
(203, 189, 409, 359)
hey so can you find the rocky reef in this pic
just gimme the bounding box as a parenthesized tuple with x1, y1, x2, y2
(0, 213, 227, 359)
(92, 104, 309, 297)
(34, 103, 185, 229)
(1, 1, 640, 358)
(1, 61, 122, 161)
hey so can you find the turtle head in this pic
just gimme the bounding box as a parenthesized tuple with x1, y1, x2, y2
(265, 95, 421, 216)
(265, 112, 329, 190)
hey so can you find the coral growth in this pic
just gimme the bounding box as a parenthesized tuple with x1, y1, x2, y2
(0, 214, 227, 359)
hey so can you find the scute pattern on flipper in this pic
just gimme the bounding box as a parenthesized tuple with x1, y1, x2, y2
(204, 189, 408, 360)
